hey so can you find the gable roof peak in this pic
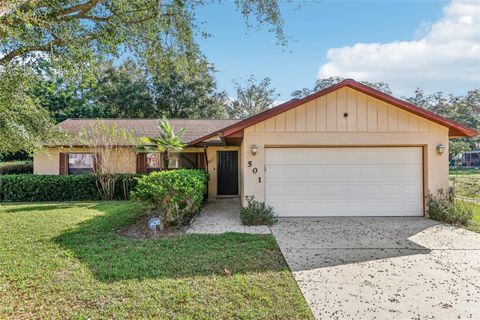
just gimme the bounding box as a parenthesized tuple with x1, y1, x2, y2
(190, 79, 476, 144)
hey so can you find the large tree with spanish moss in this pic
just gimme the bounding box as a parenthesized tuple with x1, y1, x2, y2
(0, 0, 285, 154)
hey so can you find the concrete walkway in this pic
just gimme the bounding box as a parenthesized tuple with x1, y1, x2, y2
(187, 199, 270, 234)
(271, 217, 480, 320)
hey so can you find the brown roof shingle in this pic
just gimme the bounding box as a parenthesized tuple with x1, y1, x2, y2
(57, 118, 239, 145)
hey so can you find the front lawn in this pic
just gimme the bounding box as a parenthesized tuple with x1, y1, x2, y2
(0, 202, 312, 319)
(466, 203, 480, 234)
(449, 168, 480, 199)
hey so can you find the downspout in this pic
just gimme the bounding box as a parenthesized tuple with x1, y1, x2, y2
(203, 146, 209, 199)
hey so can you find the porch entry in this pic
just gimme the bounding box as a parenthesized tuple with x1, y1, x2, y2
(217, 151, 239, 196)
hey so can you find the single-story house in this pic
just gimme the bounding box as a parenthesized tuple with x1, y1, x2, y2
(34, 79, 477, 217)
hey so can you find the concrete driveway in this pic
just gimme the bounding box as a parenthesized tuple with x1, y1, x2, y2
(271, 217, 480, 320)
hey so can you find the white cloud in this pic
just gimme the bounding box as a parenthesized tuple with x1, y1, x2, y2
(318, 0, 480, 95)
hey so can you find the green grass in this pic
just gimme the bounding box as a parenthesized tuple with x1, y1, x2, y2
(0, 202, 312, 319)
(466, 203, 480, 234)
(449, 167, 480, 176)
(449, 168, 480, 199)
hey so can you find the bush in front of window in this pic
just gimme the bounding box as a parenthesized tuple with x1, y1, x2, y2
(0, 174, 140, 202)
(427, 190, 473, 226)
(131, 169, 208, 228)
(0, 162, 33, 175)
(240, 196, 277, 226)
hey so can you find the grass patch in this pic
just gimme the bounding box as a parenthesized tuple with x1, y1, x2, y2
(449, 169, 480, 199)
(0, 202, 311, 319)
(465, 203, 480, 234)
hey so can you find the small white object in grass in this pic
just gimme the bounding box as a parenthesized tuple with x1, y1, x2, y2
(148, 217, 162, 234)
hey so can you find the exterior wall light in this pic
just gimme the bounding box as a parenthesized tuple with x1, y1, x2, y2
(251, 144, 258, 156)
(436, 143, 445, 155)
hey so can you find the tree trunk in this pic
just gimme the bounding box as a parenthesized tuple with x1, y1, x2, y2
(163, 151, 169, 170)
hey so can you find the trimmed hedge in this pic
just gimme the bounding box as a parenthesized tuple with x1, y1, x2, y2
(131, 169, 208, 227)
(0, 174, 140, 202)
(0, 162, 33, 175)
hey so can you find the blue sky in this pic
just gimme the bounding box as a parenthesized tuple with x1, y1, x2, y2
(195, 0, 480, 100)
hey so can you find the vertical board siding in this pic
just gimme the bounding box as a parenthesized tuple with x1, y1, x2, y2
(306, 100, 317, 132)
(316, 95, 327, 131)
(247, 88, 440, 134)
(347, 88, 357, 132)
(266, 117, 275, 132)
(286, 109, 296, 132)
(398, 110, 410, 131)
(326, 92, 337, 132)
(378, 102, 389, 131)
(336, 88, 347, 131)
(276, 113, 286, 132)
(367, 98, 378, 132)
(296, 104, 306, 131)
(388, 107, 399, 132)
(357, 93, 368, 131)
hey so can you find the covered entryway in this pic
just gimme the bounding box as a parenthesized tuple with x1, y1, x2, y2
(265, 147, 424, 217)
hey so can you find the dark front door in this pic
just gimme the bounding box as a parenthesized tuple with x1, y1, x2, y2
(217, 151, 239, 196)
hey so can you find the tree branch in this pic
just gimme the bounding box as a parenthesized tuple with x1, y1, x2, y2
(0, 38, 64, 65)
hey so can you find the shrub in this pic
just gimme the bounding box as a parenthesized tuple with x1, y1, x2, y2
(0, 161, 33, 175)
(240, 196, 277, 226)
(427, 190, 473, 225)
(131, 169, 208, 227)
(0, 174, 139, 202)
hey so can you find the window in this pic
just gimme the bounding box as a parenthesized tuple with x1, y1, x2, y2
(168, 153, 180, 169)
(68, 153, 94, 175)
(146, 153, 162, 172)
(179, 153, 199, 169)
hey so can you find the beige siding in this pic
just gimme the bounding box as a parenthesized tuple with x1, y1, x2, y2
(34, 147, 207, 174)
(34, 147, 138, 174)
(242, 87, 450, 210)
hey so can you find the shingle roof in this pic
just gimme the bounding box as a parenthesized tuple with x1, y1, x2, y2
(57, 118, 240, 145)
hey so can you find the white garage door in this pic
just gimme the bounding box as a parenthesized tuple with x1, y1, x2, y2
(265, 147, 423, 217)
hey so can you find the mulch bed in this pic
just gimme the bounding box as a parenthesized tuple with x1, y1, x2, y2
(119, 214, 188, 239)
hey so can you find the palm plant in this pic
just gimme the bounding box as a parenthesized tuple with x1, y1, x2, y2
(138, 117, 186, 169)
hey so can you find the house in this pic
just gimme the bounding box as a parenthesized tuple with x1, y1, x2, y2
(33, 79, 477, 217)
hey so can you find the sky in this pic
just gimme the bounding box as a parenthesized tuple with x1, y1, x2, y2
(195, 0, 480, 101)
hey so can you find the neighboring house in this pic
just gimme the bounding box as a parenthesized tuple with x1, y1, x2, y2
(33, 79, 477, 217)
(461, 151, 480, 167)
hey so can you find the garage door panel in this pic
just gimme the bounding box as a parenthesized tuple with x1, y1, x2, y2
(271, 200, 422, 217)
(265, 147, 423, 217)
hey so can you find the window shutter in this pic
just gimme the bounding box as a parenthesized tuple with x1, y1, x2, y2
(136, 153, 146, 174)
(59, 153, 67, 175)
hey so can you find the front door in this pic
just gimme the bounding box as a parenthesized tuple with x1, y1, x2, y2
(217, 151, 239, 196)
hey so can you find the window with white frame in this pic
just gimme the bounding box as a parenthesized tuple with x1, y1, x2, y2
(68, 153, 94, 175)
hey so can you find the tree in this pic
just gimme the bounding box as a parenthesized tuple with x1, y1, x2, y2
(449, 141, 470, 161)
(0, 0, 284, 68)
(291, 77, 392, 98)
(0, 0, 285, 153)
(92, 60, 156, 118)
(30, 61, 93, 123)
(227, 76, 279, 119)
(0, 66, 61, 154)
(153, 59, 229, 119)
(406, 89, 480, 151)
(138, 117, 186, 169)
(79, 120, 136, 199)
